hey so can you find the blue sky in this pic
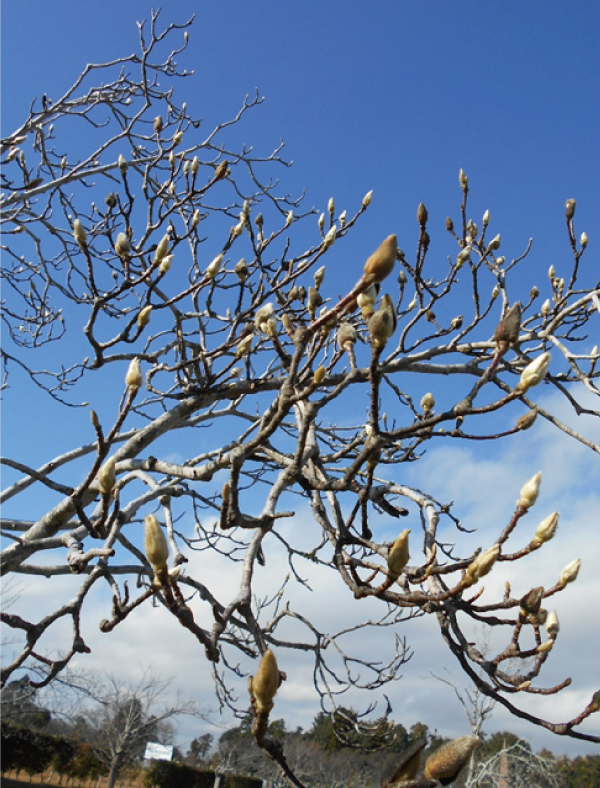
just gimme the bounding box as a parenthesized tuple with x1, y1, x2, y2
(2, 0, 599, 759)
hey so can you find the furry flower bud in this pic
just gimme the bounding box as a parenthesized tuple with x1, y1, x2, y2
(235, 258, 248, 282)
(251, 649, 280, 714)
(362, 190, 373, 208)
(580, 231, 588, 248)
(424, 735, 480, 784)
(236, 335, 253, 358)
(363, 235, 397, 284)
(387, 530, 410, 578)
(532, 511, 559, 546)
(323, 225, 337, 249)
(137, 305, 152, 329)
(545, 610, 559, 637)
(421, 392, 435, 414)
(206, 254, 223, 279)
(115, 232, 130, 259)
(565, 198, 576, 221)
(517, 352, 551, 393)
(154, 233, 170, 264)
(560, 558, 581, 586)
(518, 471, 542, 510)
(337, 323, 357, 349)
(73, 219, 87, 249)
(125, 357, 142, 390)
(144, 514, 169, 571)
(466, 545, 500, 583)
(368, 294, 397, 348)
(118, 154, 128, 173)
(97, 456, 116, 494)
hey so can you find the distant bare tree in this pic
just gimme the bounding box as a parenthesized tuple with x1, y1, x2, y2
(58, 670, 197, 788)
(1, 9, 599, 787)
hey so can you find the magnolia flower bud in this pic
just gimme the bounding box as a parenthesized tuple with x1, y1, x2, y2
(516, 409, 537, 430)
(407, 296, 417, 310)
(587, 691, 600, 714)
(314, 266, 326, 289)
(536, 639, 553, 654)
(517, 352, 551, 393)
(530, 285, 539, 299)
(459, 168, 468, 190)
(113, 234, 130, 262)
(487, 233, 501, 252)
(97, 456, 116, 494)
(451, 315, 463, 331)
(137, 305, 152, 328)
(308, 287, 323, 315)
(560, 558, 581, 586)
(192, 209, 201, 227)
(73, 219, 87, 249)
(232, 222, 244, 237)
(254, 302, 275, 332)
(153, 116, 163, 134)
(565, 198, 576, 221)
(191, 156, 199, 175)
(518, 471, 542, 510)
(323, 225, 336, 249)
(251, 649, 280, 714)
(125, 357, 142, 390)
(159, 254, 174, 275)
(423, 735, 479, 784)
(118, 154, 128, 173)
(541, 299, 551, 315)
(482, 209, 490, 226)
(417, 202, 428, 226)
(313, 366, 326, 386)
(387, 530, 410, 578)
(363, 235, 397, 283)
(493, 302, 521, 349)
(337, 323, 357, 349)
(236, 334, 253, 358)
(144, 514, 169, 571)
(421, 392, 435, 414)
(580, 231, 588, 247)
(592, 346, 599, 358)
(368, 294, 397, 348)
(456, 245, 472, 267)
(532, 511, 559, 546)
(206, 254, 223, 279)
(466, 544, 500, 583)
(548, 264, 556, 279)
(446, 216, 454, 232)
(235, 258, 248, 282)
(154, 233, 170, 264)
(172, 130, 183, 147)
(328, 197, 335, 217)
(545, 610, 559, 637)
(519, 586, 544, 618)
(285, 210, 293, 227)
(338, 210, 347, 227)
(362, 190, 373, 208)
(357, 283, 379, 309)
(492, 284, 500, 299)
(105, 192, 117, 209)
(318, 213, 325, 233)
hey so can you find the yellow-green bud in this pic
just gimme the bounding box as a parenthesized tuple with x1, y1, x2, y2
(362, 190, 373, 208)
(327, 197, 335, 217)
(236, 335, 253, 358)
(580, 231, 588, 247)
(387, 530, 410, 578)
(251, 649, 280, 714)
(154, 233, 170, 264)
(144, 514, 169, 571)
(285, 210, 293, 227)
(192, 209, 200, 227)
(459, 169, 468, 190)
(118, 154, 128, 173)
(97, 456, 116, 494)
(368, 294, 397, 348)
(73, 219, 87, 249)
(125, 357, 142, 390)
(314, 266, 326, 289)
(254, 303, 275, 332)
(482, 209, 490, 226)
(313, 366, 326, 386)
(159, 254, 174, 275)
(137, 305, 152, 328)
(153, 116, 163, 134)
(323, 225, 336, 249)
(235, 258, 248, 282)
(115, 232, 130, 259)
(191, 156, 199, 176)
(466, 544, 500, 583)
(565, 198, 576, 221)
(541, 299, 551, 315)
(532, 511, 559, 546)
(206, 254, 223, 279)
(172, 130, 183, 146)
(337, 323, 357, 349)
(548, 264, 556, 279)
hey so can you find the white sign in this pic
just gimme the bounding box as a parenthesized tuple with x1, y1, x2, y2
(144, 742, 173, 761)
